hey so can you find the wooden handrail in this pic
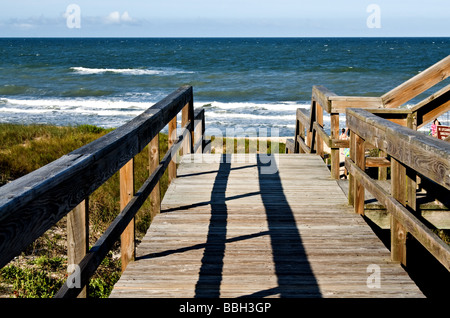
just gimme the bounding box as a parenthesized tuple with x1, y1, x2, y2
(345, 108, 450, 270)
(410, 84, 450, 129)
(382, 55, 450, 108)
(0, 85, 209, 298)
(347, 108, 450, 189)
(291, 56, 450, 181)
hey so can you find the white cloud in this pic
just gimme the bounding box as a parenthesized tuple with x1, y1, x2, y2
(105, 11, 133, 24)
(121, 11, 132, 22)
(105, 11, 121, 24)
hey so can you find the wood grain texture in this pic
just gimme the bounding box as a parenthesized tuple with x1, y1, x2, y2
(110, 154, 424, 298)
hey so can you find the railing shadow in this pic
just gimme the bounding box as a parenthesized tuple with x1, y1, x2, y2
(248, 154, 322, 297)
(138, 153, 321, 298)
(194, 154, 231, 297)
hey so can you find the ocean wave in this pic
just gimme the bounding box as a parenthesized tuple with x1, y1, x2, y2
(196, 101, 309, 112)
(62, 88, 115, 97)
(0, 84, 30, 95)
(205, 112, 295, 121)
(2, 97, 155, 110)
(70, 66, 194, 76)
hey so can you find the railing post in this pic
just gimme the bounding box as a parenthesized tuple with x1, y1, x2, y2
(316, 102, 324, 158)
(330, 113, 340, 179)
(294, 117, 300, 153)
(181, 100, 194, 155)
(168, 116, 177, 183)
(391, 158, 408, 265)
(149, 135, 160, 218)
(306, 100, 316, 150)
(67, 199, 89, 298)
(120, 159, 135, 272)
(348, 131, 355, 206)
(406, 167, 417, 212)
(194, 109, 205, 154)
(354, 133, 365, 215)
(378, 150, 388, 180)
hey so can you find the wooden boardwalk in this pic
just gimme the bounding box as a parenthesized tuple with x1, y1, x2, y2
(110, 154, 424, 298)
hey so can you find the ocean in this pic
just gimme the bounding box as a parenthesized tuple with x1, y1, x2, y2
(0, 37, 449, 136)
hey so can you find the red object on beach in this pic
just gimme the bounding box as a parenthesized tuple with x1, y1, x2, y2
(436, 125, 450, 140)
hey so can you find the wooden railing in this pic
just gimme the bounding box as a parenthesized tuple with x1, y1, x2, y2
(345, 108, 450, 271)
(0, 85, 208, 298)
(286, 55, 450, 180)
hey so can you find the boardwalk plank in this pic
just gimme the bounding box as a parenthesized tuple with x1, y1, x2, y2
(110, 154, 424, 298)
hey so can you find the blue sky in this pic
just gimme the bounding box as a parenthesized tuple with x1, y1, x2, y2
(0, 0, 449, 37)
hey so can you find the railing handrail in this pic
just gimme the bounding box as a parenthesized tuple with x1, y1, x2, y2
(0, 85, 208, 297)
(345, 108, 450, 271)
(381, 55, 450, 108)
(288, 55, 450, 180)
(347, 108, 450, 189)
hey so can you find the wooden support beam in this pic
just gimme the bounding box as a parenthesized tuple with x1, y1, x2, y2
(194, 108, 205, 154)
(316, 102, 324, 158)
(306, 100, 316, 149)
(348, 131, 355, 206)
(285, 138, 295, 154)
(330, 113, 340, 179)
(67, 199, 89, 298)
(297, 135, 311, 154)
(294, 118, 300, 153)
(312, 85, 336, 113)
(168, 116, 177, 183)
(149, 135, 160, 218)
(354, 134, 365, 215)
(378, 150, 388, 180)
(391, 158, 407, 266)
(120, 159, 135, 272)
(181, 102, 194, 155)
(365, 157, 391, 168)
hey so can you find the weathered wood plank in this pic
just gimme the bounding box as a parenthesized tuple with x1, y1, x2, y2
(67, 199, 89, 298)
(111, 154, 424, 298)
(120, 159, 135, 272)
(312, 85, 336, 113)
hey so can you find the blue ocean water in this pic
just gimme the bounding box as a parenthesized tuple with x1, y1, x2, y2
(0, 37, 449, 136)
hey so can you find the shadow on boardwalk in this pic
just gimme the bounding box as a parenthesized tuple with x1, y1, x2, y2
(194, 154, 321, 298)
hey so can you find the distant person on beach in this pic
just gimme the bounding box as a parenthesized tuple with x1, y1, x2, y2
(339, 127, 349, 178)
(431, 118, 441, 137)
(339, 128, 349, 140)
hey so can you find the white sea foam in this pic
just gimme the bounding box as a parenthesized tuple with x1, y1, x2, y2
(205, 112, 295, 121)
(197, 101, 309, 112)
(0, 97, 311, 134)
(70, 67, 194, 76)
(2, 98, 155, 110)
